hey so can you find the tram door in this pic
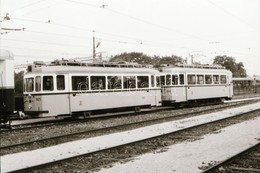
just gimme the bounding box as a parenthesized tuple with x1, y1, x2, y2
(68, 75, 91, 114)
(55, 74, 70, 116)
(175, 73, 187, 102)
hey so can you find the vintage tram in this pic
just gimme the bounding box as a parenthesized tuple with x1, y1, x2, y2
(23, 60, 162, 118)
(160, 64, 233, 106)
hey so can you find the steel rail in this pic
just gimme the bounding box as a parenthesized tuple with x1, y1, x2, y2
(0, 99, 256, 133)
(0, 101, 251, 150)
(202, 142, 260, 173)
(0, 104, 220, 150)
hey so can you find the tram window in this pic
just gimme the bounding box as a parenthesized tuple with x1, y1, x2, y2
(108, 76, 122, 89)
(172, 75, 178, 85)
(156, 76, 161, 87)
(123, 76, 136, 89)
(187, 75, 196, 85)
(91, 76, 105, 90)
(43, 76, 53, 91)
(166, 75, 171, 85)
(72, 76, 89, 91)
(137, 76, 149, 88)
(197, 75, 204, 84)
(26, 78, 34, 92)
(213, 75, 220, 84)
(151, 75, 155, 87)
(35, 76, 41, 92)
(205, 75, 212, 84)
(160, 76, 165, 86)
(57, 75, 65, 90)
(179, 74, 184, 85)
(221, 75, 227, 84)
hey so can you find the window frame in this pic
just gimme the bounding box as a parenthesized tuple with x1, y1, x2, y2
(156, 75, 161, 87)
(187, 74, 196, 85)
(213, 75, 220, 84)
(137, 76, 149, 88)
(71, 76, 89, 91)
(179, 74, 185, 85)
(123, 76, 136, 89)
(57, 75, 65, 91)
(35, 76, 41, 92)
(107, 75, 122, 90)
(220, 75, 227, 84)
(43, 76, 54, 91)
(160, 75, 166, 86)
(172, 74, 179, 85)
(205, 75, 212, 85)
(166, 74, 171, 86)
(196, 74, 204, 85)
(151, 75, 155, 87)
(90, 76, 106, 90)
(25, 77, 34, 92)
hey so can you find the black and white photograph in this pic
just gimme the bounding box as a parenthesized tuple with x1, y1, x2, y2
(0, 0, 260, 172)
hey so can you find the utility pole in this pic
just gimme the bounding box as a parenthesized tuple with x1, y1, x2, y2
(188, 53, 194, 65)
(93, 30, 96, 60)
(92, 30, 102, 61)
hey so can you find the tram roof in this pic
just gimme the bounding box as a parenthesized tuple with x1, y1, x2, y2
(27, 64, 159, 75)
(161, 66, 231, 74)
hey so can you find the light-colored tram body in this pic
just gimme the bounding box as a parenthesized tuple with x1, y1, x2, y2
(160, 65, 233, 105)
(0, 50, 14, 123)
(24, 61, 162, 117)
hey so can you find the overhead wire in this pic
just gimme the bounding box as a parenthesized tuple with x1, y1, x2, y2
(2, 38, 89, 48)
(19, 0, 63, 17)
(63, 0, 260, 57)
(2, 29, 145, 46)
(24, 30, 142, 45)
(24, 29, 92, 40)
(4, 16, 258, 45)
(1, 45, 89, 55)
(2, 0, 259, 66)
(2, 29, 257, 60)
(64, 0, 208, 42)
(206, 0, 259, 31)
(5, 16, 151, 42)
(3, 0, 240, 50)
(9, 0, 48, 13)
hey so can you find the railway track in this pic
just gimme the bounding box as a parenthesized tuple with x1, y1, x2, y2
(1, 102, 260, 172)
(0, 99, 258, 133)
(202, 142, 260, 173)
(0, 100, 258, 154)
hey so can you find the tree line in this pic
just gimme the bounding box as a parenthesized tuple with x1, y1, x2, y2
(110, 52, 247, 77)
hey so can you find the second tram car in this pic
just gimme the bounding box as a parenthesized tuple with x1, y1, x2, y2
(23, 60, 162, 118)
(160, 65, 233, 105)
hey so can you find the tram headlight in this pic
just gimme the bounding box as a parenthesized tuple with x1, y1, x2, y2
(28, 104, 32, 110)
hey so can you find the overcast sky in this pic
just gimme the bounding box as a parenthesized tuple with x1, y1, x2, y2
(0, 0, 259, 76)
